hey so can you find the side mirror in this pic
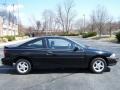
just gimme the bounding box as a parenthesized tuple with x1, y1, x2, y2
(73, 47, 79, 51)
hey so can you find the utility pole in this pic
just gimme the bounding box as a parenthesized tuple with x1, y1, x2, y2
(12, 4, 15, 36)
(83, 14, 86, 33)
(17, 0, 20, 36)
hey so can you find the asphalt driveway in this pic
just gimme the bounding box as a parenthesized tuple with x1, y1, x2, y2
(0, 38, 120, 90)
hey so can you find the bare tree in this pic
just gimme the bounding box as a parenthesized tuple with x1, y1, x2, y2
(107, 16, 113, 37)
(29, 16, 43, 36)
(29, 15, 37, 29)
(117, 17, 120, 29)
(90, 11, 96, 32)
(36, 21, 41, 30)
(27, 26, 33, 36)
(64, 0, 74, 33)
(18, 24, 27, 36)
(42, 10, 55, 35)
(36, 21, 41, 36)
(52, 17, 61, 31)
(57, 0, 75, 33)
(57, 5, 65, 32)
(93, 5, 109, 37)
(75, 18, 84, 32)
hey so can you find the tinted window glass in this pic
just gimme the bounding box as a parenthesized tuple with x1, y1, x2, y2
(48, 38, 73, 49)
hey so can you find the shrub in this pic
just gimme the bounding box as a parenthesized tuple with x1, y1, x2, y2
(82, 32, 97, 38)
(116, 32, 120, 42)
(4, 36, 15, 41)
(60, 32, 79, 36)
(2, 38, 8, 42)
(0, 38, 2, 42)
(0, 37, 8, 42)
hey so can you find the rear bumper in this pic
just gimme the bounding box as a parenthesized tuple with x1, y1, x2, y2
(1, 58, 13, 66)
(107, 57, 118, 66)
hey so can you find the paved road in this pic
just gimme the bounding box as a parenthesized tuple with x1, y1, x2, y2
(0, 38, 120, 90)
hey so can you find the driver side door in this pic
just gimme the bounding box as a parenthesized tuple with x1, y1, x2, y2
(46, 37, 85, 68)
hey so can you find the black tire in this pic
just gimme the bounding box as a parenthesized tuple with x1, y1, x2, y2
(90, 58, 107, 74)
(16, 59, 32, 75)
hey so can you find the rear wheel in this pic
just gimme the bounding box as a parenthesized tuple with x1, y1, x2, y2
(16, 59, 31, 74)
(90, 58, 107, 73)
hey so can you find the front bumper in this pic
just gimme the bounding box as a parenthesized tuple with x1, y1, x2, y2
(107, 57, 118, 66)
(1, 58, 13, 66)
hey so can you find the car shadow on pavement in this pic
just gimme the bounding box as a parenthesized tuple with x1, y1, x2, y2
(30, 67, 111, 74)
(31, 68, 91, 74)
(0, 66, 16, 74)
(0, 65, 111, 75)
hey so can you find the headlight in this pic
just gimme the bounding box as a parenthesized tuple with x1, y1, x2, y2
(110, 53, 116, 58)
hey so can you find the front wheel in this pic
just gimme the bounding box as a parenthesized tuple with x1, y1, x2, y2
(90, 58, 107, 73)
(16, 59, 32, 74)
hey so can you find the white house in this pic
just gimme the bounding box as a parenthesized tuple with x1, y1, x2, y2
(0, 16, 18, 37)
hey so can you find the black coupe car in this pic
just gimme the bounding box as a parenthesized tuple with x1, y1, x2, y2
(2, 36, 118, 74)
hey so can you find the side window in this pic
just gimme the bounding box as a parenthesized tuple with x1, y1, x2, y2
(48, 38, 73, 49)
(26, 39, 43, 48)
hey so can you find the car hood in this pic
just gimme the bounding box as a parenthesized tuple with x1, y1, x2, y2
(85, 47, 112, 56)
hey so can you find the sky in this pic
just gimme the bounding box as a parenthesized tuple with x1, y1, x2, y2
(1, 0, 120, 27)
